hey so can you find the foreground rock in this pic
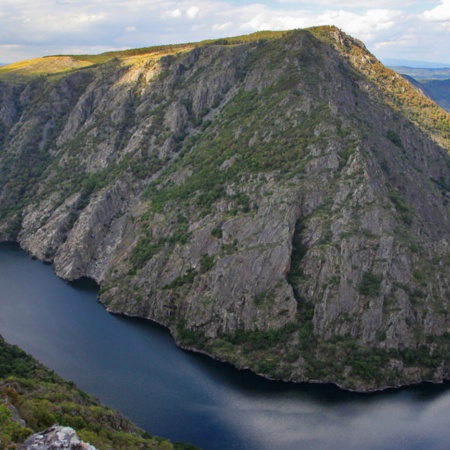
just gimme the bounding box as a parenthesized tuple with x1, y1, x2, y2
(19, 426, 96, 450)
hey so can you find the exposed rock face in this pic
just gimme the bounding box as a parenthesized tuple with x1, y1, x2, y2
(0, 27, 449, 391)
(3, 394, 26, 427)
(19, 426, 96, 450)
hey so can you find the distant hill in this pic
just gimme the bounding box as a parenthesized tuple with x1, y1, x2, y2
(390, 66, 450, 80)
(383, 58, 449, 68)
(415, 79, 450, 112)
(389, 66, 450, 112)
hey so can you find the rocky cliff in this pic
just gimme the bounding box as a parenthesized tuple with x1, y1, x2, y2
(0, 27, 449, 391)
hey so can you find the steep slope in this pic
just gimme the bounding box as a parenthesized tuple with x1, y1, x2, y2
(410, 77, 450, 112)
(0, 336, 195, 450)
(388, 67, 450, 112)
(419, 78, 450, 112)
(0, 27, 449, 391)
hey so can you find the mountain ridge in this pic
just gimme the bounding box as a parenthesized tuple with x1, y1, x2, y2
(383, 58, 450, 69)
(0, 26, 449, 392)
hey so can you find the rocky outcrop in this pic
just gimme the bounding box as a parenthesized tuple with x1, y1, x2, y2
(19, 426, 96, 450)
(0, 27, 449, 391)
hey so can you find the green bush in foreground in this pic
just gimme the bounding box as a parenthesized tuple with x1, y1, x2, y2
(0, 336, 198, 450)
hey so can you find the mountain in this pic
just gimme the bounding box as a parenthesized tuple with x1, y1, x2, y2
(403, 75, 450, 113)
(389, 68, 450, 112)
(0, 26, 449, 392)
(383, 58, 450, 69)
(389, 66, 450, 80)
(416, 79, 450, 112)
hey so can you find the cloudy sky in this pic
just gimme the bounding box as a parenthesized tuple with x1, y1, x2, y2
(1, 0, 450, 65)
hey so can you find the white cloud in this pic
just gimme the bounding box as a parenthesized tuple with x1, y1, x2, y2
(423, 0, 450, 21)
(374, 33, 418, 51)
(0, 44, 22, 50)
(277, 0, 436, 7)
(240, 11, 310, 32)
(239, 6, 402, 43)
(163, 8, 183, 19)
(0, 0, 449, 65)
(72, 13, 108, 24)
(212, 21, 233, 31)
(319, 9, 402, 42)
(434, 21, 450, 30)
(186, 6, 200, 19)
(162, 5, 201, 20)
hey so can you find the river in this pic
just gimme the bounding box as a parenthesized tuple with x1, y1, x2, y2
(0, 242, 449, 449)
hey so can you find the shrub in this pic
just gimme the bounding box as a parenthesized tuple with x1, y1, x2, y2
(210, 228, 222, 239)
(387, 130, 403, 148)
(199, 254, 215, 273)
(358, 271, 382, 296)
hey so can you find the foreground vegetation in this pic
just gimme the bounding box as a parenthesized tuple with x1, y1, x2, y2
(0, 336, 197, 450)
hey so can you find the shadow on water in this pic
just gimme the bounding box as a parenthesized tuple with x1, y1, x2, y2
(188, 346, 449, 403)
(70, 277, 100, 293)
(115, 312, 450, 406)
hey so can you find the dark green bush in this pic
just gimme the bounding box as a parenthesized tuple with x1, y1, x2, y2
(358, 271, 382, 296)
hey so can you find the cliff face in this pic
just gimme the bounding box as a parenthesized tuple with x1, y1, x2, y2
(0, 27, 449, 391)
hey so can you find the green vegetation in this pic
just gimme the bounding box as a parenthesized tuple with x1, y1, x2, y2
(0, 336, 196, 450)
(0, 403, 32, 450)
(391, 72, 450, 113)
(175, 321, 208, 348)
(143, 89, 334, 217)
(387, 130, 403, 148)
(138, 30, 356, 219)
(210, 228, 222, 239)
(204, 316, 450, 387)
(129, 235, 161, 272)
(199, 30, 289, 46)
(223, 323, 298, 351)
(358, 272, 382, 296)
(199, 254, 215, 273)
(389, 189, 413, 224)
(163, 269, 198, 290)
(0, 30, 288, 83)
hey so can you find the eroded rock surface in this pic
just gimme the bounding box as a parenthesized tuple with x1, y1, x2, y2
(1, 27, 449, 391)
(19, 426, 96, 450)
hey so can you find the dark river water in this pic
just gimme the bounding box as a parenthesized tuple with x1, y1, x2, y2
(0, 242, 449, 450)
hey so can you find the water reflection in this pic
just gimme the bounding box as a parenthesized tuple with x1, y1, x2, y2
(183, 353, 450, 450)
(0, 242, 449, 450)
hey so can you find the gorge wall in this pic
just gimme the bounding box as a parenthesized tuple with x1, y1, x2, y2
(1, 27, 449, 391)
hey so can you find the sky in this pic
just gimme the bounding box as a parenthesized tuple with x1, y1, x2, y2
(1, 0, 450, 66)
